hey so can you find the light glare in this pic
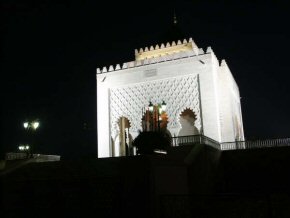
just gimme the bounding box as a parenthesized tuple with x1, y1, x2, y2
(32, 121, 39, 129)
(23, 122, 29, 129)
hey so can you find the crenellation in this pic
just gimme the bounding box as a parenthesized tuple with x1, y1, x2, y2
(135, 60, 142, 67)
(98, 50, 202, 74)
(144, 59, 149, 65)
(151, 57, 157, 63)
(220, 59, 227, 67)
(206, 46, 212, 53)
(198, 48, 205, 55)
(97, 38, 206, 74)
(115, 64, 121, 70)
(122, 63, 128, 69)
(193, 47, 199, 55)
(102, 66, 107, 73)
(108, 65, 114, 72)
(128, 61, 135, 68)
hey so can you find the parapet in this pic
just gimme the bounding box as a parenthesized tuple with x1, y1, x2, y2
(96, 38, 213, 75)
(135, 38, 198, 61)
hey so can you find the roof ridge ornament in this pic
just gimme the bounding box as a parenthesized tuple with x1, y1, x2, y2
(173, 9, 177, 25)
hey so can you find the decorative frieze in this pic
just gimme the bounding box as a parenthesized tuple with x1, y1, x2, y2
(110, 75, 201, 138)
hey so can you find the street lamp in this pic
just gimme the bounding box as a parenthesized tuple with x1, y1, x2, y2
(158, 101, 167, 131)
(161, 101, 167, 112)
(18, 144, 30, 158)
(148, 101, 154, 112)
(18, 145, 30, 151)
(147, 101, 167, 132)
(23, 122, 29, 129)
(32, 121, 39, 130)
(23, 119, 40, 157)
(23, 120, 40, 130)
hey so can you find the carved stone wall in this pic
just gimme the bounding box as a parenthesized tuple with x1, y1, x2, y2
(110, 74, 201, 138)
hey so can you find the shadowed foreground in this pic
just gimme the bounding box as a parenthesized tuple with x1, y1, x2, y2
(1, 145, 290, 217)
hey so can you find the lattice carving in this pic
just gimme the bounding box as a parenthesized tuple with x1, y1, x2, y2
(110, 75, 201, 137)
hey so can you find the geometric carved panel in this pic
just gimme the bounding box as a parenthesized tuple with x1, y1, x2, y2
(110, 74, 201, 138)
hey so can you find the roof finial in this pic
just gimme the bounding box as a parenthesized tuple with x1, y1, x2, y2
(173, 9, 177, 24)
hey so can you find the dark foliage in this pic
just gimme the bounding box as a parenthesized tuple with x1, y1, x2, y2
(132, 131, 172, 155)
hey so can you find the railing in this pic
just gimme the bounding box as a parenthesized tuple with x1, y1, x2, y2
(171, 135, 220, 150)
(221, 138, 290, 150)
(171, 135, 290, 151)
(5, 152, 61, 161)
(5, 152, 28, 160)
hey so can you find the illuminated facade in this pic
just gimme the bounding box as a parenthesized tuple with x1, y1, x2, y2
(96, 38, 244, 158)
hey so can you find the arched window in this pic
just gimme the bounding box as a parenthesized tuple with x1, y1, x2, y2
(178, 109, 199, 136)
(114, 117, 132, 156)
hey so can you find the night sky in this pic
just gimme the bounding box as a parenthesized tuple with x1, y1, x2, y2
(1, 1, 290, 157)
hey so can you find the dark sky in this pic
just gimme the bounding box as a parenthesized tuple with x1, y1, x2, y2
(1, 0, 290, 157)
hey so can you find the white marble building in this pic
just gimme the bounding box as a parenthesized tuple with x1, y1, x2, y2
(96, 38, 244, 158)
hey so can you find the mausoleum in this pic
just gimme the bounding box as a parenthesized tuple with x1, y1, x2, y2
(96, 38, 244, 157)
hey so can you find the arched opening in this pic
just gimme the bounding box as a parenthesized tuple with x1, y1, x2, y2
(178, 109, 199, 136)
(115, 117, 133, 156)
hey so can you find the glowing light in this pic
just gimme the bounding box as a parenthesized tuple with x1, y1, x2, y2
(18, 144, 30, 151)
(161, 101, 167, 111)
(23, 122, 29, 129)
(32, 121, 39, 130)
(149, 102, 154, 112)
(153, 149, 167, 154)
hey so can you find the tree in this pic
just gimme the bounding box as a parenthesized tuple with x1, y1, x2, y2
(132, 131, 172, 155)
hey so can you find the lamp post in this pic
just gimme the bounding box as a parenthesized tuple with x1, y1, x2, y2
(148, 101, 154, 131)
(157, 101, 167, 132)
(148, 101, 166, 132)
(160, 101, 167, 131)
(23, 120, 39, 130)
(18, 144, 30, 159)
(23, 120, 40, 158)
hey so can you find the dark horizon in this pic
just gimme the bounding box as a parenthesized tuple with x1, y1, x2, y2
(1, 1, 290, 157)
